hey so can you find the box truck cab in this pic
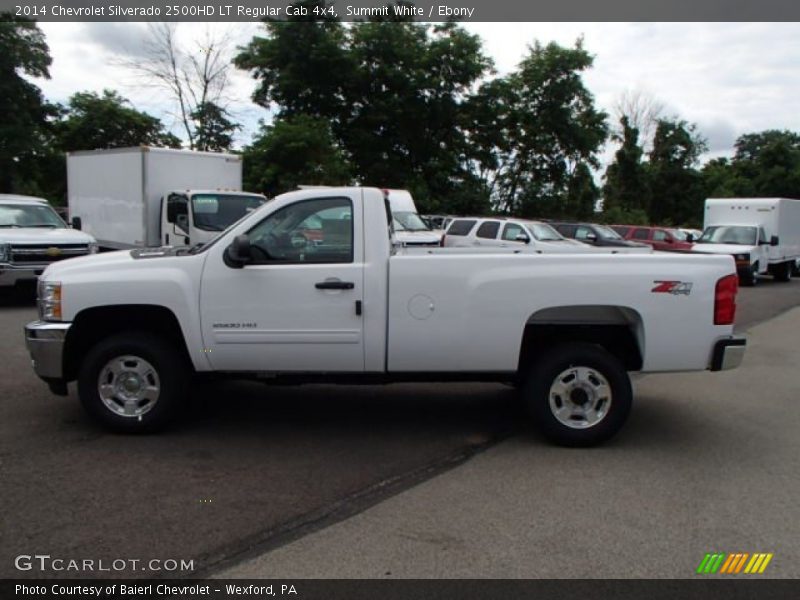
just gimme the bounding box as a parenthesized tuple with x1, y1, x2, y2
(162, 189, 266, 247)
(692, 198, 800, 285)
(383, 189, 442, 247)
(68, 147, 266, 250)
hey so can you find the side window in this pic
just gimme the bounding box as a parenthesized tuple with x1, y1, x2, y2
(575, 226, 594, 240)
(502, 223, 526, 241)
(758, 227, 767, 243)
(632, 228, 650, 240)
(247, 197, 353, 264)
(554, 224, 574, 238)
(446, 220, 477, 236)
(653, 230, 668, 242)
(476, 221, 501, 239)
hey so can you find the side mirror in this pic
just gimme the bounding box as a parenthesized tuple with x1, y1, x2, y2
(770, 235, 779, 246)
(515, 234, 531, 244)
(224, 234, 252, 268)
(167, 201, 188, 224)
(686, 234, 694, 243)
(71, 216, 82, 231)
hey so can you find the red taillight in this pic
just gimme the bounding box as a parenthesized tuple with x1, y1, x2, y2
(714, 274, 738, 325)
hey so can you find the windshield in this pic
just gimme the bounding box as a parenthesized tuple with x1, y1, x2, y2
(594, 225, 623, 240)
(192, 194, 265, 232)
(393, 211, 430, 232)
(0, 203, 66, 228)
(698, 226, 757, 245)
(526, 222, 564, 241)
(672, 229, 689, 241)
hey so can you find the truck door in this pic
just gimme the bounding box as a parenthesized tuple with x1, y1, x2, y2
(756, 226, 769, 272)
(199, 194, 365, 372)
(474, 221, 501, 246)
(164, 193, 191, 246)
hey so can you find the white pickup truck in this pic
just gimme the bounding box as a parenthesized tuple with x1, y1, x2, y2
(24, 187, 746, 446)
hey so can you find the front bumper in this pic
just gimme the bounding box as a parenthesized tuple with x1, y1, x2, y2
(25, 320, 71, 380)
(0, 263, 47, 286)
(710, 336, 747, 371)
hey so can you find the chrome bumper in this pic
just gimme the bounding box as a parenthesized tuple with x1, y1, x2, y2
(24, 320, 71, 380)
(710, 336, 747, 371)
(0, 263, 46, 286)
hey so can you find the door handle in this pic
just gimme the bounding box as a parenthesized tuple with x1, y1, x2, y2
(315, 280, 355, 290)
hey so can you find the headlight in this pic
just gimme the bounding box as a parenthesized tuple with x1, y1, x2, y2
(38, 281, 63, 321)
(88, 242, 99, 254)
(735, 253, 750, 261)
(0, 243, 9, 263)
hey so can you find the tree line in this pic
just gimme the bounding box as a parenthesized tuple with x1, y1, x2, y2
(2, 6, 800, 228)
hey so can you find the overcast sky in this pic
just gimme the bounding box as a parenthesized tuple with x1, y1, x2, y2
(36, 21, 800, 164)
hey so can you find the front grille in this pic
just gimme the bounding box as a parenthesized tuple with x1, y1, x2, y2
(10, 244, 90, 264)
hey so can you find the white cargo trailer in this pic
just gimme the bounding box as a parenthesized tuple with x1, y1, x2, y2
(67, 147, 266, 250)
(692, 197, 800, 285)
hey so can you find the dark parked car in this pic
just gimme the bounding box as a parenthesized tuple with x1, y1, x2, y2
(551, 222, 650, 249)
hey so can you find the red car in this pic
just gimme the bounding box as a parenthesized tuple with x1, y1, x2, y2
(611, 225, 695, 252)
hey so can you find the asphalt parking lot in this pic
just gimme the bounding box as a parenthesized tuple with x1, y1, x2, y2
(1, 278, 799, 579)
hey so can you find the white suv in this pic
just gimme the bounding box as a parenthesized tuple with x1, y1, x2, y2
(443, 217, 593, 253)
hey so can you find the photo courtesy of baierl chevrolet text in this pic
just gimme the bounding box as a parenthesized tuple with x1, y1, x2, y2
(2, 1, 799, 599)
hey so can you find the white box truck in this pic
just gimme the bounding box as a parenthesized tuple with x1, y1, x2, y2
(67, 147, 266, 250)
(382, 189, 442, 247)
(692, 197, 800, 285)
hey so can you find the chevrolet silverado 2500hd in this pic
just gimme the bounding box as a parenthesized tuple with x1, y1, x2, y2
(24, 187, 746, 446)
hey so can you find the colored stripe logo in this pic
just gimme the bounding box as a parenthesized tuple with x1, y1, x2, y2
(697, 552, 773, 574)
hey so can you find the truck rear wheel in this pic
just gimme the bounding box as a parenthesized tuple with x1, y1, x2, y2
(523, 343, 632, 447)
(78, 332, 188, 433)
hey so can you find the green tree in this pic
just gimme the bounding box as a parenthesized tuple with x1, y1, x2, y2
(235, 7, 492, 213)
(602, 116, 650, 215)
(242, 115, 352, 197)
(56, 90, 180, 151)
(562, 162, 599, 220)
(191, 102, 239, 151)
(490, 40, 608, 218)
(0, 17, 53, 194)
(647, 119, 707, 226)
(732, 130, 800, 198)
(701, 131, 800, 200)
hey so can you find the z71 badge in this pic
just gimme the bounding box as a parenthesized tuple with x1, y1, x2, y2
(652, 280, 693, 295)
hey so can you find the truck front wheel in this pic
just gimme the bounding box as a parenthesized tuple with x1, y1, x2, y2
(772, 261, 792, 282)
(78, 332, 188, 433)
(523, 343, 632, 447)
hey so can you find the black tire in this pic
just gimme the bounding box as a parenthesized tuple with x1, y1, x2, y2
(78, 332, 188, 433)
(773, 261, 792, 282)
(740, 266, 757, 287)
(523, 342, 632, 447)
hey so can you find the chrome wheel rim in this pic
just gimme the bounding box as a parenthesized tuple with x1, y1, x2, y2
(98, 355, 160, 418)
(548, 366, 612, 429)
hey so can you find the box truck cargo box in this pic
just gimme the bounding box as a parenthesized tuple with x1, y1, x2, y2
(67, 147, 266, 250)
